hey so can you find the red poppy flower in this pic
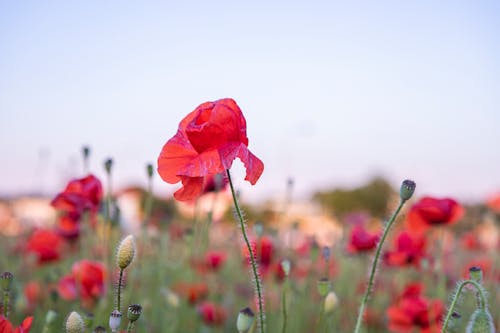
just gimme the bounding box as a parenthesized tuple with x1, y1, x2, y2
(387, 283, 444, 333)
(57, 260, 106, 306)
(0, 316, 33, 333)
(204, 250, 227, 271)
(406, 197, 464, 234)
(56, 213, 81, 240)
(347, 225, 380, 253)
(461, 231, 482, 251)
(486, 193, 500, 213)
(26, 229, 63, 263)
(197, 302, 227, 326)
(51, 174, 103, 212)
(173, 282, 209, 305)
(23, 281, 41, 309)
(384, 230, 427, 267)
(157, 98, 264, 201)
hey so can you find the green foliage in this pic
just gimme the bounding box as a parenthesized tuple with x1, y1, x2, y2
(313, 177, 394, 218)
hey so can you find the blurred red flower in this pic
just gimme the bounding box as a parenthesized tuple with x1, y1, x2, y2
(51, 174, 103, 213)
(58, 260, 106, 307)
(157, 98, 264, 201)
(486, 193, 500, 213)
(204, 250, 227, 272)
(387, 283, 444, 333)
(384, 230, 427, 267)
(26, 229, 63, 263)
(406, 197, 464, 234)
(197, 302, 227, 326)
(23, 281, 41, 310)
(347, 225, 380, 253)
(0, 316, 33, 333)
(173, 282, 209, 305)
(461, 231, 482, 251)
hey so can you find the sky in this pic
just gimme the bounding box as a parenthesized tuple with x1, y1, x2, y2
(1, 1, 499, 204)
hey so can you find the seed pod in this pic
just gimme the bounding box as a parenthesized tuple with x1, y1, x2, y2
(116, 235, 136, 270)
(66, 311, 85, 333)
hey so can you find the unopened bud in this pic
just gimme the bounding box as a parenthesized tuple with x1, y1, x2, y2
(400, 180, 416, 201)
(45, 310, 58, 325)
(236, 307, 255, 333)
(66, 311, 85, 333)
(104, 158, 114, 174)
(146, 163, 154, 178)
(317, 278, 331, 297)
(0, 272, 13, 291)
(466, 309, 495, 333)
(469, 266, 483, 283)
(84, 313, 94, 328)
(324, 291, 339, 313)
(82, 146, 90, 159)
(116, 235, 136, 270)
(109, 310, 122, 332)
(127, 304, 142, 322)
(93, 326, 107, 333)
(281, 260, 291, 277)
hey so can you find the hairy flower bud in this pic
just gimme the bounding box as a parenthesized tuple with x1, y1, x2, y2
(400, 180, 416, 201)
(146, 163, 154, 178)
(236, 307, 255, 333)
(104, 158, 113, 174)
(466, 309, 495, 333)
(324, 291, 339, 313)
(116, 235, 136, 270)
(66, 311, 85, 333)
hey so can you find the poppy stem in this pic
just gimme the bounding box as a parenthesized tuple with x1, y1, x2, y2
(441, 279, 488, 333)
(353, 199, 406, 333)
(226, 170, 265, 333)
(2, 290, 8, 317)
(117, 268, 124, 312)
(126, 321, 135, 333)
(281, 278, 288, 333)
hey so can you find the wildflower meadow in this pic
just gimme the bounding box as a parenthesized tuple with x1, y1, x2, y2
(0, 98, 498, 333)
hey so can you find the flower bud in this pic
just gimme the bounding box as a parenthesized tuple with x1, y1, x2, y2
(82, 146, 90, 159)
(324, 291, 339, 313)
(466, 309, 495, 333)
(84, 313, 94, 328)
(93, 326, 107, 333)
(236, 307, 254, 333)
(469, 266, 483, 283)
(280, 259, 291, 277)
(146, 163, 154, 178)
(317, 278, 331, 297)
(400, 180, 416, 201)
(66, 311, 85, 333)
(104, 158, 113, 174)
(0, 271, 13, 291)
(45, 310, 58, 325)
(321, 246, 331, 261)
(109, 310, 122, 332)
(127, 304, 142, 322)
(116, 235, 136, 270)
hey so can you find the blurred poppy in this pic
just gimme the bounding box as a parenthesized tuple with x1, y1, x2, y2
(197, 302, 227, 326)
(347, 225, 380, 253)
(26, 229, 63, 263)
(242, 236, 275, 271)
(204, 250, 227, 272)
(461, 231, 482, 251)
(51, 174, 103, 213)
(384, 230, 427, 267)
(23, 281, 41, 309)
(406, 197, 464, 234)
(58, 260, 106, 307)
(387, 283, 444, 333)
(56, 213, 81, 240)
(486, 193, 500, 213)
(157, 98, 264, 201)
(0, 316, 33, 333)
(173, 282, 209, 305)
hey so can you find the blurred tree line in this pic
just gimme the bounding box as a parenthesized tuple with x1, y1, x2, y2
(313, 177, 394, 218)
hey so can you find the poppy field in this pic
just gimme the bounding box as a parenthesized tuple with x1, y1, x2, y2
(0, 98, 499, 333)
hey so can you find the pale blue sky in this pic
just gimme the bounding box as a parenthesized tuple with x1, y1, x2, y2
(1, 1, 499, 203)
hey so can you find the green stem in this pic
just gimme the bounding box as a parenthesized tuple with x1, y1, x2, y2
(281, 279, 288, 333)
(226, 170, 265, 333)
(3, 290, 9, 317)
(353, 199, 406, 333)
(441, 280, 487, 333)
(117, 269, 124, 312)
(127, 321, 135, 333)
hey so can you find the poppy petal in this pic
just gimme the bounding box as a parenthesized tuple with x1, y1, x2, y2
(158, 132, 198, 183)
(174, 176, 205, 201)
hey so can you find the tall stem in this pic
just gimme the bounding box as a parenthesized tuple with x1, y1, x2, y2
(117, 269, 124, 312)
(2, 290, 9, 317)
(226, 170, 265, 333)
(441, 279, 487, 332)
(353, 200, 405, 333)
(281, 279, 288, 333)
